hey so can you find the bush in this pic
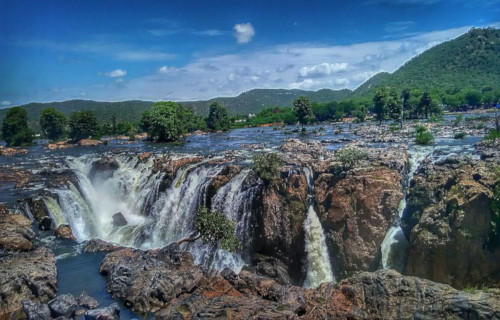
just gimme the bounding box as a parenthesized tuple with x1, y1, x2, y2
(454, 132, 467, 139)
(485, 129, 500, 140)
(194, 207, 241, 252)
(252, 152, 283, 183)
(452, 114, 463, 126)
(336, 146, 367, 169)
(415, 125, 434, 145)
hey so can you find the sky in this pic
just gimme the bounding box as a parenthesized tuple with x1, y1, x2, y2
(0, 0, 499, 107)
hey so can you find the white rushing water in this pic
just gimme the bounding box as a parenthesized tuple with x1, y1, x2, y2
(303, 167, 335, 288)
(380, 146, 433, 270)
(43, 153, 256, 272)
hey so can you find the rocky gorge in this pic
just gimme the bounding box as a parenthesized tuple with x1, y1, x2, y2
(0, 118, 499, 319)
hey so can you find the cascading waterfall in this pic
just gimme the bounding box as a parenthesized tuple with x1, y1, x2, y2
(43, 153, 258, 272)
(303, 167, 334, 288)
(380, 146, 433, 270)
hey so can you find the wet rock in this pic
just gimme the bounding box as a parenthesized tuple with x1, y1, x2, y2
(402, 158, 499, 288)
(54, 224, 76, 241)
(0, 167, 38, 188)
(210, 164, 242, 190)
(152, 155, 203, 176)
(39, 216, 54, 231)
(45, 141, 75, 150)
(22, 300, 52, 320)
(40, 169, 79, 189)
(304, 269, 500, 319)
(315, 166, 404, 278)
(0, 147, 28, 156)
(99, 247, 204, 313)
(253, 171, 308, 284)
(78, 139, 102, 147)
(137, 152, 151, 162)
(111, 212, 127, 227)
(253, 253, 290, 285)
(20, 197, 51, 223)
(77, 292, 99, 309)
(89, 157, 119, 181)
(0, 213, 35, 251)
(48, 294, 78, 318)
(83, 238, 121, 253)
(0, 203, 9, 215)
(0, 248, 57, 317)
(83, 303, 120, 320)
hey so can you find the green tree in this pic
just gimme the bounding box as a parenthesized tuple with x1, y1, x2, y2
(141, 101, 197, 142)
(252, 152, 284, 184)
(293, 96, 314, 131)
(1, 107, 33, 146)
(387, 89, 402, 121)
(39, 107, 67, 141)
(465, 89, 482, 107)
(336, 146, 367, 169)
(206, 102, 231, 132)
(419, 91, 432, 119)
(69, 110, 98, 141)
(373, 87, 388, 124)
(176, 207, 242, 253)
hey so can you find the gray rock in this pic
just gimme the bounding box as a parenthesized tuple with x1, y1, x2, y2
(38, 216, 53, 231)
(83, 303, 120, 320)
(77, 292, 99, 309)
(48, 294, 78, 318)
(83, 238, 121, 253)
(112, 212, 127, 227)
(22, 300, 51, 320)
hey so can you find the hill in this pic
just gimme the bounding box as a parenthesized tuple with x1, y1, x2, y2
(353, 27, 500, 97)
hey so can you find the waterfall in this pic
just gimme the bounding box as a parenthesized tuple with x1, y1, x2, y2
(44, 153, 258, 272)
(380, 146, 433, 270)
(303, 167, 335, 288)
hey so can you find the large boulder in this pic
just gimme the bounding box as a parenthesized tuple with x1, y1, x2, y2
(22, 300, 51, 320)
(304, 269, 500, 319)
(54, 224, 76, 241)
(83, 303, 120, 320)
(402, 158, 500, 288)
(0, 248, 57, 317)
(314, 166, 404, 279)
(48, 293, 78, 318)
(89, 157, 119, 182)
(0, 213, 35, 251)
(98, 244, 204, 313)
(83, 238, 122, 253)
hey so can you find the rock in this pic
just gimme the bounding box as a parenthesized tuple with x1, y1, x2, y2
(134, 132, 147, 140)
(89, 157, 119, 181)
(78, 139, 102, 147)
(0, 203, 9, 215)
(22, 300, 52, 320)
(54, 224, 77, 241)
(111, 212, 127, 227)
(0, 248, 57, 317)
(0, 167, 38, 188)
(48, 294, 78, 318)
(99, 247, 204, 313)
(303, 269, 500, 319)
(0, 147, 28, 156)
(20, 197, 51, 223)
(77, 292, 99, 309)
(83, 238, 121, 253)
(0, 213, 35, 251)
(152, 155, 202, 175)
(314, 166, 404, 278)
(253, 170, 308, 284)
(205, 164, 243, 207)
(46, 141, 75, 150)
(39, 216, 54, 231)
(402, 158, 500, 288)
(137, 152, 151, 162)
(83, 303, 120, 320)
(253, 253, 291, 285)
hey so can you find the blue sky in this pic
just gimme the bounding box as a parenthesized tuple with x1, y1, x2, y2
(0, 0, 499, 107)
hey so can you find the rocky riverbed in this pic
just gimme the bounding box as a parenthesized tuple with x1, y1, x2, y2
(0, 117, 499, 319)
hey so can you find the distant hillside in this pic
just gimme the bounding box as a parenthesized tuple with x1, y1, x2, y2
(353, 27, 500, 97)
(2, 88, 352, 131)
(181, 88, 353, 115)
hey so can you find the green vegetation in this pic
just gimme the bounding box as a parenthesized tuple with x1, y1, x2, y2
(453, 114, 463, 126)
(1, 107, 33, 146)
(40, 107, 67, 141)
(336, 146, 367, 169)
(207, 102, 231, 132)
(415, 125, 435, 145)
(454, 132, 467, 139)
(485, 129, 500, 140)
(486, 166, 500, 251)
(177, 207, 241, 253)
(69, 110, 99, 141)
(140, 101, 204, 142)
(252, 152, 284, 183)
(293, 96, 314, 131)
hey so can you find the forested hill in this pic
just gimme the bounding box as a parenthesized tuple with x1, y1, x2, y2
(181, 88, 353, 115)
(353, 27, 500, 97)
(2, 88, 352, 130)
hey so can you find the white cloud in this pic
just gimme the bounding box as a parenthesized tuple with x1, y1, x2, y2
(234, 23, 255, 43)
(299, 62, 348, 78)
(1, 100, 11, 106)
(158, 66, 183, 74)
(105, 69, 127, 77)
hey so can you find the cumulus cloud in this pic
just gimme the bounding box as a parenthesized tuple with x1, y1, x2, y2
(1, 100, 11, 106)
(158, 66, 183, 74)
(234, 23, 255, 43)
(105, 69, 127, 77)
(299, 62, 348, 78)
